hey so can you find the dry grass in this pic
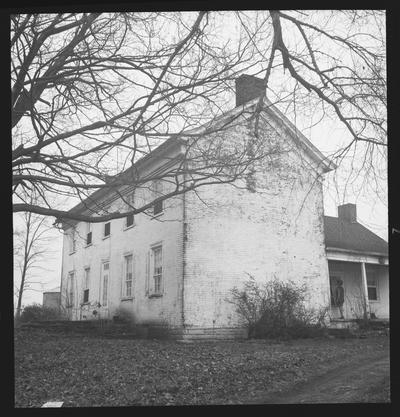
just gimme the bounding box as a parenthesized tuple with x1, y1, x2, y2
(14, 328, 389, 407)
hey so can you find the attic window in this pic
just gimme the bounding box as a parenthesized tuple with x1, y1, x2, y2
(126, 214, 134, 228)
(153, 180, 163, 215)
(125, 192, 135, 228)
(104, 222, 111, 237)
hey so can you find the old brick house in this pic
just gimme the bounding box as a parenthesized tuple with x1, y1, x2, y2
(59, 75, 388, 338)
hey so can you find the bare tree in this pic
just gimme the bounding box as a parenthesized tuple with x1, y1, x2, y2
(13, 196, 54, 318)
(11, 11, 386, 223)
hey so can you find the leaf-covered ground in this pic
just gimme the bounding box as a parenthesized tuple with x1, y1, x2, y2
(14, 329, 389, 407)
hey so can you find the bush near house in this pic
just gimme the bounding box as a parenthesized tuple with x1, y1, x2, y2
(229, 275, 328, 339)
(17, 304, 64, 323)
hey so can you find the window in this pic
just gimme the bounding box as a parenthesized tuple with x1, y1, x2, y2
(126, 213, 134, 228)
(86, 223, 92, 246)
(123, 255, 133, 297)
(102, 262, 109, 306)
(69, 228, 76, 253)
(367, 279, 378, 301)
(152, 245, 163, 295)
(153, 180, 163, 215)
(125, 192, 135, 228)
(67, 272, 74, 307)
(83, 268, 90, 303)
(104, 222, 111, 237)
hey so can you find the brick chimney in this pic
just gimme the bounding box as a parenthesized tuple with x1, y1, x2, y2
(235, 74, 265, 107)
(338, 203, 357, 223)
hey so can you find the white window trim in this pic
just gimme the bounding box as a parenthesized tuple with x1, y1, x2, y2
(123, 192, 136, 230)
(103, 222, 111, 239)
(66, 271, 75, 307)
(367, 277, 380, 302)
(152, 180, 164, 217)
(101, 261, 110, 307)
(85, 223, 93, 247)
(123, 214, 135, 231)
(148, 243, 163, 298)
(121, 253, 134, 300)
(82, 267, 90, 304)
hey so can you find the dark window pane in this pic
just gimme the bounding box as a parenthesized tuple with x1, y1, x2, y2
(126, 214, 134, 227)
(367, 286, 377, 301)
(153, 200, 163, 215)
(86, 231, 92, 245)
(104, 222, 110, 236)
(83, 289, 89, 303)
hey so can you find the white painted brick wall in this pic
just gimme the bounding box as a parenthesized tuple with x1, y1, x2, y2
(60, 111, 332, 333)
(183, 117, 331, 328)
(60, 160, 185, 326)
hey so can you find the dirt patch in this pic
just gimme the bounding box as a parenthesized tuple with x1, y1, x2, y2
(249, 351, 390, 403)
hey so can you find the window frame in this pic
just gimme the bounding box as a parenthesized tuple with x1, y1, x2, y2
(124, 192, 135, 229)
(101, 261, 110, 307)
(367, 278, 379, 302)
(86, 222, 92, 246)
(103, 222, 111, 238)
(152, 180, 164, 216)
(149, 244, 163, 297)
(125, 213, 134, 229)
(66, 271, 75, 307)
(83, 267, 90, 304)
(122, 254, 134, 299)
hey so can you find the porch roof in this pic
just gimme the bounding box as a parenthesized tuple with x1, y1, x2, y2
(324, 216, 388, 256)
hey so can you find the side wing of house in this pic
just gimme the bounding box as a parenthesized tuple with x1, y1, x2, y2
(324, 212, 389, 321)
(181, 108, 332, 333)
(59, 143, 186, 327)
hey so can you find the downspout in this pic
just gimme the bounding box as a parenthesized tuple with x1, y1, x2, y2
(181, 166, 187, 329)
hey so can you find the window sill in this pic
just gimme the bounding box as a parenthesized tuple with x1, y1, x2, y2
(85, 243, 93, 248)
(102, 235, 110, 240)
(81, 302, 90, 306)
(123, 224, 135, 231)
(121, 297, 133, 301)
(148, 293, 163, 298)
(69, 251, 76, 256)
(369, 299, 380, 303)
(152, 211, 164, 219)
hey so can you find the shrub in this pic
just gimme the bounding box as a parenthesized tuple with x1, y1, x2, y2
(228, 275, 328, 339)
(18, 303, 63, 323)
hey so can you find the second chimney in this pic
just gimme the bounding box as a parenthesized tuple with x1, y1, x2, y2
(235, 74, 265, 107)
(338, 203, 357, 223)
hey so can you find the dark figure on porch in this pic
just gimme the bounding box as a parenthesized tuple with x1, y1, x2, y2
(333, 279, 345, 319)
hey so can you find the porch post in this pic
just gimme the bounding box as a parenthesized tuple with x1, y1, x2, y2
(360, 262, 369, 320)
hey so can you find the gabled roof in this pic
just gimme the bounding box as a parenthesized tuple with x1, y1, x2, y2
(324, 216, 388, 256)
(186, 96, 336, 173)
(65, 96, 335, 221)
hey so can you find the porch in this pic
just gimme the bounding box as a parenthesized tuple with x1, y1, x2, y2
(327, 249, 389, 321)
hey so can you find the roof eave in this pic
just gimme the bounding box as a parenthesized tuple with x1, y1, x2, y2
(326, 246, 389, 258)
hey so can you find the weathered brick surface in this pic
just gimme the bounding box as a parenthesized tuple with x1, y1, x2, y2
(183, 117, 331, 329)
(60, 152, 185, 326)
(60, 110, 332, 337)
